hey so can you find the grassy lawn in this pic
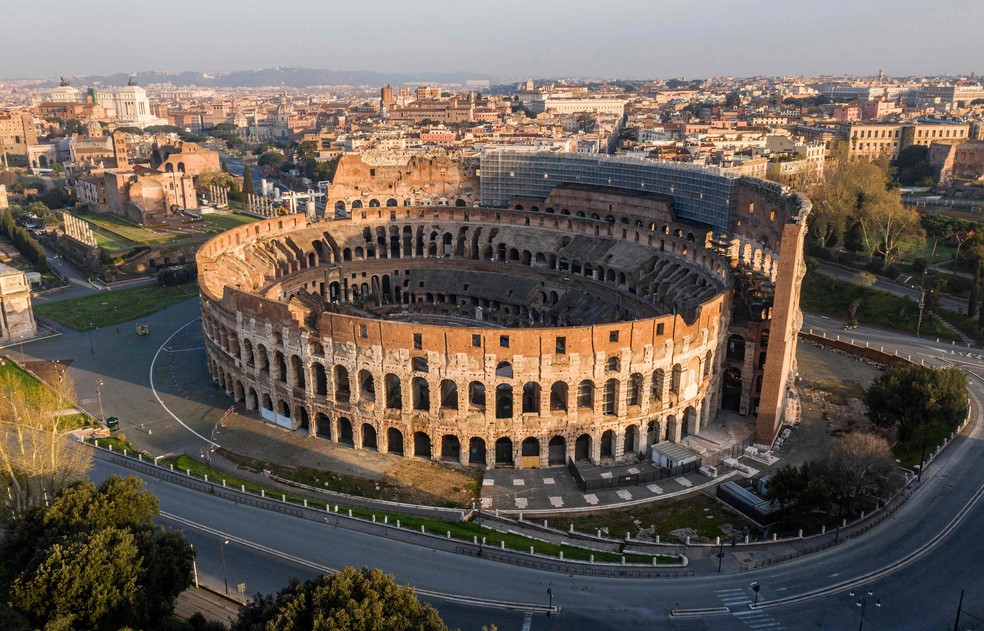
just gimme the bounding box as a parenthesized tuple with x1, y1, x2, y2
(67, 212, 182, 246)
(801, 271, 958, 340)
(556, 493, 750, 543)
(162, 454, 676, 565)
(199, 212, 260, 233)
(933, 308, 984, 344)
(35, 283, 199, 331)
(0, 360, 92, 430)
(892, 422, 959, 468)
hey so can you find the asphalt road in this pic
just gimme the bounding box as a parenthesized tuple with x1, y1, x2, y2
(76, 309, 984, 631)
(16, 293, 984, 630)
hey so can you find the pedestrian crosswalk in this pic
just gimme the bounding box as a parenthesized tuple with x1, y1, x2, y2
(715, 588, 783, 629)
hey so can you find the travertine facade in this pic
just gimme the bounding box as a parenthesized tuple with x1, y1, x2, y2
(0, 263, 37, 343)
(200, 156, 809, 467)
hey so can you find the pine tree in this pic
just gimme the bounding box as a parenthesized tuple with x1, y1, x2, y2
(970, 262, 982, 318)
(242, 163, 255, 197)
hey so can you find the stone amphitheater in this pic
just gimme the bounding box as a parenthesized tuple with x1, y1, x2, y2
(197, 152, 810, 469)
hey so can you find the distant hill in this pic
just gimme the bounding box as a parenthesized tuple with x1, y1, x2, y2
(32, 67, 500, 88)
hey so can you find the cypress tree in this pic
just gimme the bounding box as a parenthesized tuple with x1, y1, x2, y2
(241, 163, 255, 197)
(970, 262, 982, 318)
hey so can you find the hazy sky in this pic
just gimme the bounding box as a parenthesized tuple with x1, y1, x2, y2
(3, 0, 981, 79)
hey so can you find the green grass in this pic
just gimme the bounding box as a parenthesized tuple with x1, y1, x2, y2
(67, 212, 182, 246)
(35, 283, 199, 331)
(932, 308, 984, 344)
(161, 454, 676, 565)
(199, 213, 260, 233)
(558, 494, 748, 543)
(801, 271, 958, 340)
(892, 422, 960, 467)
(0, 360, 92, 430)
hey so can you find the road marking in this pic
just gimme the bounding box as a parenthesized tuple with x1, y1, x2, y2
(522, 611, 532, 631)
(149, 318, 218, 447)
(512, 478, 525, 486)
(160, 511, 556, 613)
(543, 477, 555, 485)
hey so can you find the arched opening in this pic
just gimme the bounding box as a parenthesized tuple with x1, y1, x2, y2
(412, 356, 429, 373)
(440, 380, 458, 409)
(338, 418, 354, 446)
(387, 427, 404, 455)
(522, 382, 541, 414)
(413, 432, 432, 459)
(275, 351, 288, 383)
(385, 374, 402, 409)
(521, 437, 540, 466)
(600, 430, 615, 459)
(495, 384, 513, 419)
(315, 412, 331, 439)
(261, 393, 273, 411)
(358, 370, 375, 402)
(726, 334, 746, 361)
(469, 381, 486, 409)
(577, 380, 594, 409)
(362, 424, 378, 450)
(722, 367, 742, 412)
(603, 379, 619, 415)
(624, 425, 639, 455)
(606, 356, 620, 372)
(412, 377, 430, 411)
(627, 373, 642, 406)
(334, 200, 346, 214)
(574, 434, 592, 462)
(469, 437, 486, 465)
(495, 361, 512, 378)
(495, 437, 514, 466)
(550, 381, 568, 412)
(334, 366, 350, 403)
(651, 369, 665, 401)
(368, 199, 380, 208)
(548, 436, 566, 466)
(242, 339, 254, 367)
(684, 406, 698, 437)
(441, 435, 460, 462)
(386, 198, 398, 207)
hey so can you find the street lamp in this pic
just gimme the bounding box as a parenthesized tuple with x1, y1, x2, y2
(96, 379, 105, 425)
(547, 586, 553, 616)
(717, 534, 738, 572)
(751, 582, 761, 606)
(849, 588, 881, 631)
(220, 537, 230, 595)
(88, 323, 94, 354)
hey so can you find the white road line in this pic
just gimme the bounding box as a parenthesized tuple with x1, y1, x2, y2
(522, 611, 533, 631)
(149, 317, 218, 447)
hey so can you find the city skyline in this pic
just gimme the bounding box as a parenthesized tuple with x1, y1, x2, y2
(3, 0, 982, 80)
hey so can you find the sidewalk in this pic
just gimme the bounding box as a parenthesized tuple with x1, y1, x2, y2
(174, 585, 242, 625)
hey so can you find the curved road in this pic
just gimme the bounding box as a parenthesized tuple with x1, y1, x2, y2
(75, 312, 984, 630)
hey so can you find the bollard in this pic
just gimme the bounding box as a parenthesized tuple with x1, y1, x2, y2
(544, 519, 548, 528)
(559, 551, 563, 561)
(109, 444, 113, 452)
(260, 489, 265, 498)
(652, 558, 658, 567)
(495, 509, 499, 517)
(569, 524, 574, 533)
(326, 505, 330, 513)
(138, 453, 142, 462)
(482, 536, 486, 546)
(371, 515, 376, 523)
(836, 334, 840, 341)
(303, 499, 308, 508)
(822, 332, 827, 339)
(222, 479, 226, 488)
(655, 535, 660, 544)
(334, 505, 339, 513)
(621, 556, 626, 565)
(860, 511, 864, 519)
(745, 535, 749, 544)
(597, 529, 602, 537)
(501, 541, 505, 550)
(842, 518, 847, 527)
(396, 520, 400, 528)
(447, 531, 451, 539)
(204, 474, 208, 483)
(519, 512, 523, 521)
(421, 525, 425, 533)
(773, 533, 778, 541)
(530, 546, 534, 555)
(590, 554, 595, 564)
(384, 516, 388, 525)
(716, 536, 720, 545)
(797, 529, 803, 538)
(348, 509, 352, 517)
(686, 536, 690, 545)
(865, 341, 869, 348)
(281, 494, 285, 503)
(186, 469, 191, 477)
(474, 536, 478, 544)
(170, 464, 173, 472)
(241, 484, 245, 492)
(124, 450, 128, 457)
(627, 532, 631, 541)
(821, 525, 826, 534)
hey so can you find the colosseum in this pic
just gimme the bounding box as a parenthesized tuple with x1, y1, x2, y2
(197, 151, 810, 469)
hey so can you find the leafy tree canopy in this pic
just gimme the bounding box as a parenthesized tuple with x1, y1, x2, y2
(865, 365, 968, 440)
(232, 567, 448, 631)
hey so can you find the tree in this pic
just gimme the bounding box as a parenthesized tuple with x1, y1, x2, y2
(0, 372, 90, 517)
(1, 476, 195, 631)
(816, 433, 895, 513)
(0, 170, 17, 187)
(970, 262, 982, 318)
(724, 91, 741, 108)
(258, 151, 286, 169)
(242, 163, 256, 197)
(232, 567, 448, 631)
(197, 169, 234, 190)
(865, 365, 968, 441)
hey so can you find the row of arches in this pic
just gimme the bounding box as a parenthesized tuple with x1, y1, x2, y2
(333, 197, 472, 213)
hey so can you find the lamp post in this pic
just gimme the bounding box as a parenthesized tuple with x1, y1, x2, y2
(220, 537, 230, 595)
(547, 586, 553, 616)
(917, 422, 930, 482)
(849, 588, 881, 631)
(751, 582, 761, 606)
(88, 323, 94, 354)
(96, 379, 105, 425)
